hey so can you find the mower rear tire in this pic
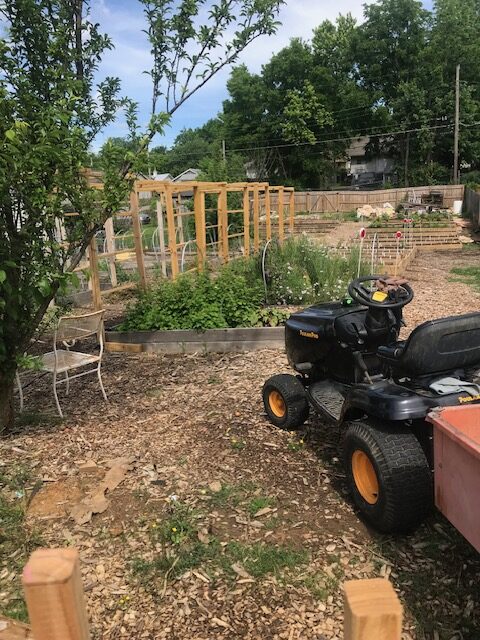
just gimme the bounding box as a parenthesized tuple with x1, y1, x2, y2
(343, 420, 432, 533)
(262, 374, 309, 430)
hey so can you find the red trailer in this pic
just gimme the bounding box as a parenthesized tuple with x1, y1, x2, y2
(427, 406, 480, 553)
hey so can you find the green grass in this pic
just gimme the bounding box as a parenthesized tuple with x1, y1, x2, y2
(130, 497, 309, 590)
(301, 570, 341, 601)
(247, 495, 274, 516)
(132, 539, 308, 585)
(207, 483, 242, 507)
(224, 542, 307, 578)
(230, 437, 246, 451)
(449, 265, 480, 291)
(0, 464, 43, 623)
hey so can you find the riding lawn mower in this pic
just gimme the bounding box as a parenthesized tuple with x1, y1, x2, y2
(262, 275, 480, 533)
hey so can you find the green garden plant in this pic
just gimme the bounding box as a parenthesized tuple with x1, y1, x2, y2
(119, 237, 366, 332)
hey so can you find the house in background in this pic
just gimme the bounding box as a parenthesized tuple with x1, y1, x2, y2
(173, 168, 201, 183)
(346, 136, 395, 189)
(151, 171, 173, 182)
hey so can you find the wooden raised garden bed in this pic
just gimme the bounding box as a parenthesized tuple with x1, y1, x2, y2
(105, 326, 285, 354)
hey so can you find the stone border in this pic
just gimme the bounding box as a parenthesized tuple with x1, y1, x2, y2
(105, 326, 285, 354)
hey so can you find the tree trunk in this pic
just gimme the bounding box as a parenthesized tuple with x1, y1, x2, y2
(0, 373, 15, 436)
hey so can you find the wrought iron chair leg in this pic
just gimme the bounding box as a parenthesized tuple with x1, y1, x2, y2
(16, 372, 24, 412)
(52, 373, 64, 418)
(97, 366, 108, 403)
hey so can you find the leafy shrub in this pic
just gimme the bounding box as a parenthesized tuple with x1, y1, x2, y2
(119, 268, 263, 331)
(119, 237, 366, 331)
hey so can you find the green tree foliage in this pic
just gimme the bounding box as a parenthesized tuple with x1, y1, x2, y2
(281, 81, 333, 145)
(196, 0, 480, 188)
(0, 0, 284, 433)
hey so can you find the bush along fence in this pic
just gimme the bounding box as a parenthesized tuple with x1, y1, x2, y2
(57, 173, 296, 310)
(0, 548, 403, 640)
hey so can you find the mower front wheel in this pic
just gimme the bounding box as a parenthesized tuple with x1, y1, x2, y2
(343, 420, 432, 533)
(262, 374, 309, 430)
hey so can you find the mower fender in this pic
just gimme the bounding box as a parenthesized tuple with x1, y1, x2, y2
(341, 381, 480, 423)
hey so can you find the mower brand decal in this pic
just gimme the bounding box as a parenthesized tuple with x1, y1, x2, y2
(458, 394, 480, 404)
(299, 330, 319, 340)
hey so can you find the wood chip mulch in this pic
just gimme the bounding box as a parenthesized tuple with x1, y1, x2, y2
(1, 249, 480, 640)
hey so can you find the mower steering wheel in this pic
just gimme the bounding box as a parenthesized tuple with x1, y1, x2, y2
(348, 275, 414, 310)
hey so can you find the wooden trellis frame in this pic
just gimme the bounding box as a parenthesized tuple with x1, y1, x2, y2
(61, 179, 295, 309)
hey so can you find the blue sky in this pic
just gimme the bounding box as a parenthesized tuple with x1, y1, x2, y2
(92, 0, 435, 151)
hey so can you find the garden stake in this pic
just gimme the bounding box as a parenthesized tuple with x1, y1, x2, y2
(358, 228, 366, 277)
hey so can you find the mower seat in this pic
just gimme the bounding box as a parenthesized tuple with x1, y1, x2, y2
(377, 312, 480, 377)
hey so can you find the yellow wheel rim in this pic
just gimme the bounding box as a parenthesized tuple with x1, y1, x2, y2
(352, 450, 379, 505)
(269, 390, 286, 418)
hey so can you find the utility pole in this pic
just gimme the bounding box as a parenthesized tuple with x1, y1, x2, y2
(453, 64, 460, 184)
(222, 139, 226, 163)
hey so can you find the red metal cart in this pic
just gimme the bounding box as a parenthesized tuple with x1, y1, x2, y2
(427, 405, 480, 552)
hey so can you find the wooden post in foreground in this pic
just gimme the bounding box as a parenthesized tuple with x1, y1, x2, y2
(22, 548, 90, 640)
(130, 190, 147, 289)
(87, 237, 102, 311)
(343, 579, 402, 640)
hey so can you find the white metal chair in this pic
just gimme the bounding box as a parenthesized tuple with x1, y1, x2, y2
(16, 310, 108, 418)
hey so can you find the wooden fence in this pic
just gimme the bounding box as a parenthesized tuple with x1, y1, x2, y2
(464, 187, 480, 226)
(0, 548, 403, 640)
(277, 184, 465, 214)
(63, 179, 295, 310)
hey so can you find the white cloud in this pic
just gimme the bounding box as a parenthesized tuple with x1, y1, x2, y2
(238, 0, 369, 71)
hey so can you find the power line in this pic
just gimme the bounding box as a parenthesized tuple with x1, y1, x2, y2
(226, 122, 456, 154)
(213, 114, 453, 151)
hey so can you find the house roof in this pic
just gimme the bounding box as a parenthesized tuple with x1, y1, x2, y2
(152, 172, 173, 181)
(347, 136, 370, 158)
(173, 168, 201, 182)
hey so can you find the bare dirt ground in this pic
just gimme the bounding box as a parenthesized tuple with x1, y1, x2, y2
(2, 248, 480, 640)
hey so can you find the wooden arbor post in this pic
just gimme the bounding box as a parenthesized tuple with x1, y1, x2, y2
(277, 186, 285, 244)
(22, 548, 90, 640)
(164, 185, 179, 278)
(264, 186, 271, 242)
(218, 184, 229, 263)
(103, 217, 117, 288)
(252, 184, 260, 253)
(288, 189, 295, 234)
(343, 579, 402, 640)
(156, 194, 167, 277)
(193, 185, 206, 270)
(243, 186, 250, 256)
(87, 236, 102, 311)
(130, 190, 147, 288)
